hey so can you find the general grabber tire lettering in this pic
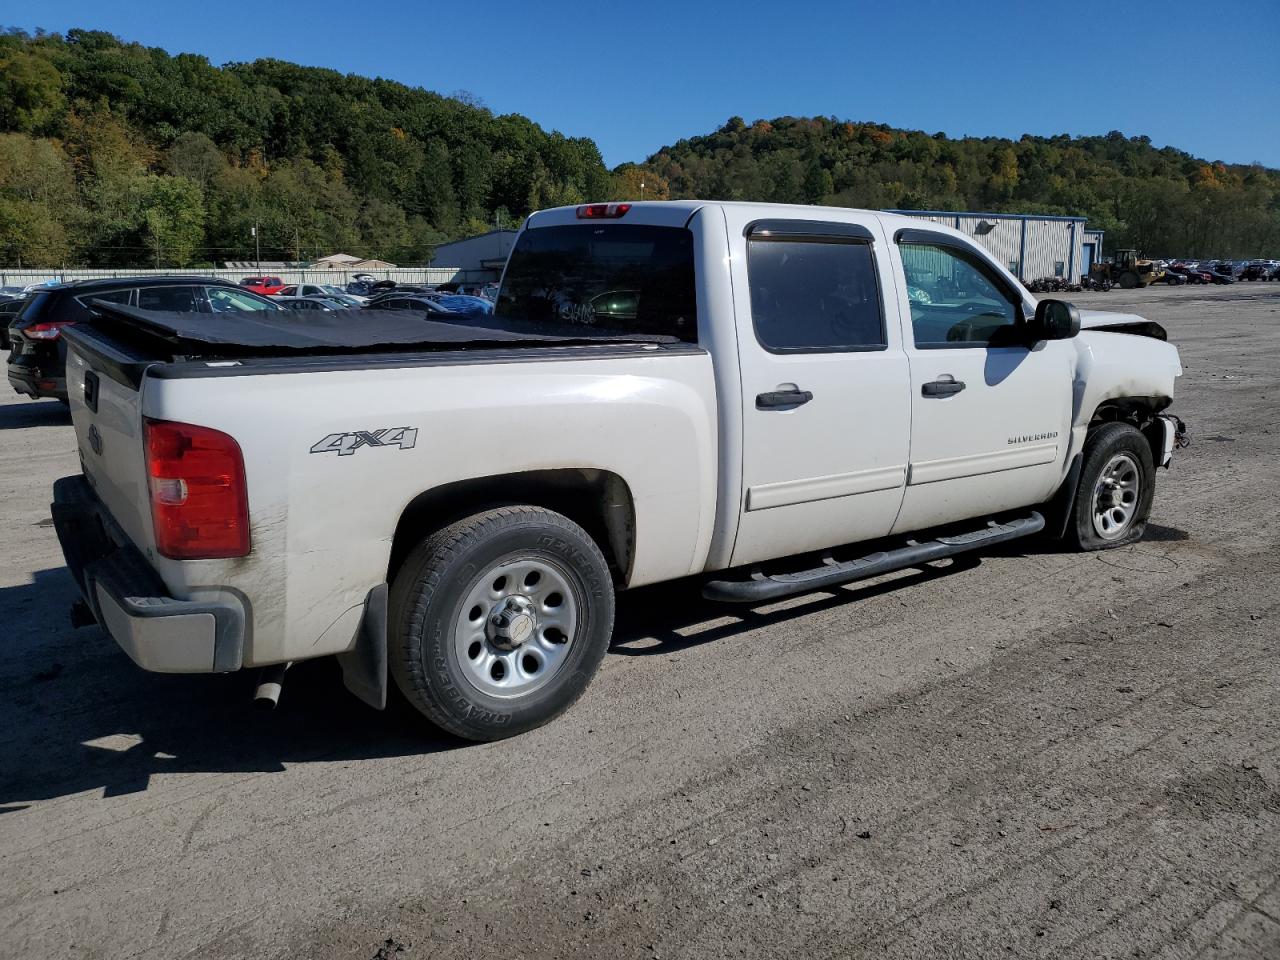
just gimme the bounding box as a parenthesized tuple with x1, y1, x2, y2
(1067, 421, 1156, 551)
(389, 506, 615, 741)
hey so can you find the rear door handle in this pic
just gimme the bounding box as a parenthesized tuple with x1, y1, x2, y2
(922, 379, 966, 398)
(756, 389, 813, 409)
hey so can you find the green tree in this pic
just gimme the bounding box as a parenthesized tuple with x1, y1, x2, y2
(0, 50, 65, 134)
(139, 175, 204, 266)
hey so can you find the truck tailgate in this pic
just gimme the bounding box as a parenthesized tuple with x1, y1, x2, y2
(65, 343, 155, 554)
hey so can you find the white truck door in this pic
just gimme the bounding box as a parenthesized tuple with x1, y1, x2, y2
(725, 213, 912, 567)
(889, 227, 1073, 533)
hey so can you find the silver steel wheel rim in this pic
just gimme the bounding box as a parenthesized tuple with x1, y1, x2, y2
(453, 556, 579, 699)
(1092, 452, 1141, 540)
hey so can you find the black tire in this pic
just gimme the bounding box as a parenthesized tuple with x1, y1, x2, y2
(389, 505, 615, 741)
(1118, 272, 1139, 289)
(1067, 422, 1155, 550)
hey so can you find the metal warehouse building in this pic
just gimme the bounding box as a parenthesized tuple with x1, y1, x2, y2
(428, 229, 518, 282)
(889, 210, 1092, 284)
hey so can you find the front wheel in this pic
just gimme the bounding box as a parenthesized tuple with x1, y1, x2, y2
(1067, 422, 1155, 550)
(389, 505, 616, 741)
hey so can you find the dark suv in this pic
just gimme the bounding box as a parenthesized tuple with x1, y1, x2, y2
(7, 277, 280, 401)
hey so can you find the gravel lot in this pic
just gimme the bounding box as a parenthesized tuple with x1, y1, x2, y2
(2, 282, 1279, 960)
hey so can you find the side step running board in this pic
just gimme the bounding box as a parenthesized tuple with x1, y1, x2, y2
(702, 512, 1044, 604)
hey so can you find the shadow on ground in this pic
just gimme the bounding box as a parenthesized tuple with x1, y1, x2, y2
(0, 569, 459, 812)
(7, 521, 1150, 810)
(0, 398, 71, 431)
(610, 553, 984, 656)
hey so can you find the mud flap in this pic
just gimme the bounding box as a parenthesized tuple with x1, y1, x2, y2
(337, 583, 388, 710)
(1042, 453, 1083, 540)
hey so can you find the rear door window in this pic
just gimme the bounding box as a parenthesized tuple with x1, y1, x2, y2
(138, 286, 201, 312)
(747, 237, 884, 352)
(79, 288, 135, 308)
(496, 223, 697, 341)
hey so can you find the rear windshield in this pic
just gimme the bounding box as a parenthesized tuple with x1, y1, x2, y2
(16, 291, 53, 322)
(495, 223, 697, 342)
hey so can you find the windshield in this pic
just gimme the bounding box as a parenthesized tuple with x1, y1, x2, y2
(496, 223, 697, 342)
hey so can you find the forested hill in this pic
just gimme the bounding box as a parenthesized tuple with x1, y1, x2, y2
(0, 28, 614, 267)
(646, 117, 1280, 257)
(1, 29, 1277, 268)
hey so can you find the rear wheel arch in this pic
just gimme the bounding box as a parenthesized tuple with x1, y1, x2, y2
(387, 469, 636, 587)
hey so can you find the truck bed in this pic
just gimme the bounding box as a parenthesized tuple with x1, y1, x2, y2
(64, 302, 698, 389)
(85, 301, 680, 353)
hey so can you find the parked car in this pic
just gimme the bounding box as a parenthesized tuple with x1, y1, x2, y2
(0, 297, 26, 350)
(1156, 271, 1187, 285)
(314, 292, 367, 308)
(436, 282, 496, 297)
(8, 277, 280, 402)
(1240, 261, 1272, 281)
(279, 296, 346, 312)
(52, 200, 1187, 742)
(364, 293, 462, 317)
(1165, 266, 1205, 284)
(431, 294, 495, 318)
(239, 275, 286, 296)
(346, 274, 378, 296)
(277, 283, 367, 304)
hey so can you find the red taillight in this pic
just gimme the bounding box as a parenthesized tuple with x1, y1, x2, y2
(24, 320, 73, 340)
(144, 419, 250, 560)
(576, 202, 632, 219)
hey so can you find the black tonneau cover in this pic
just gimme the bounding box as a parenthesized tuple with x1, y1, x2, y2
(85, 301, 678, 354)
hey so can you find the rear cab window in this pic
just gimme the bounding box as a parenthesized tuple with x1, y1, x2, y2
(496, 223, 697, 342)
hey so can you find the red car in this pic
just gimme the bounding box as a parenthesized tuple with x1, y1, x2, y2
(239, 275, 286, 296)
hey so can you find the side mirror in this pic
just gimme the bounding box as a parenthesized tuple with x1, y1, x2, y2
(1032, 298, 1081, 341)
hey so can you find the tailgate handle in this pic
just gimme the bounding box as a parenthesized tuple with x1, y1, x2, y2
(83, 370, 100, 413)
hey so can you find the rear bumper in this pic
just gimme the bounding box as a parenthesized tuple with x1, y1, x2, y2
(8, 355, 67, 400)
(51, 475, 246, 673)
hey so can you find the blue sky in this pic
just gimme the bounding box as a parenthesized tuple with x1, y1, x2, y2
(8, 0, 1279, 168)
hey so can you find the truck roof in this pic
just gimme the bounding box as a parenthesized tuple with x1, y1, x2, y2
(525, 200, 944, 237)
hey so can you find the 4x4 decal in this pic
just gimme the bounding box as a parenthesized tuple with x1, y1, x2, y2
(310, 427, 418, 457)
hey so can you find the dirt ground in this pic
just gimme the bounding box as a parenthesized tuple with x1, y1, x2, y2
(2, 282, 1279, 960)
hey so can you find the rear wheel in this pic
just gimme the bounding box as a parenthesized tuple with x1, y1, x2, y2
(389, 505, 615, 741)
(1118, 271, 1139, 289)
(1067, 422, 1155, 550)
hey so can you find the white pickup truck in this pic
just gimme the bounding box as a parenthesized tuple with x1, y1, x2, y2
(53, 201, 1186, 741)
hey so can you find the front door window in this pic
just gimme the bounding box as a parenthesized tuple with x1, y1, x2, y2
(899, 243, 1021, 348)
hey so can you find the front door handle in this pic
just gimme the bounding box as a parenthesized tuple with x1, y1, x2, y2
(756, 388, 813, 409)
(922, 379, 966, 398)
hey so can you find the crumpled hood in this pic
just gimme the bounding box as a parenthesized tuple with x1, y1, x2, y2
(1077, 309, 1167, 341)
